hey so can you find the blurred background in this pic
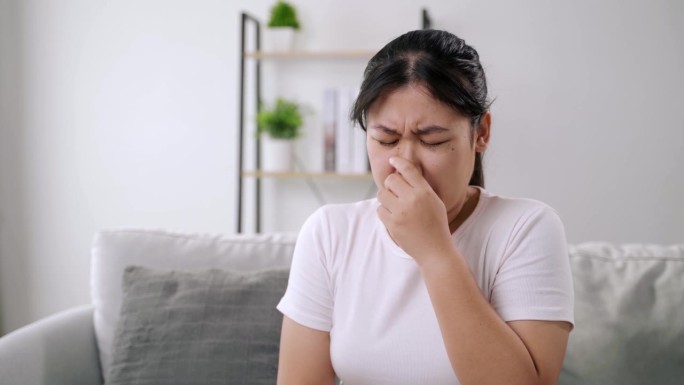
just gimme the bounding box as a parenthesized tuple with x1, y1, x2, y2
(0, 0, 682, 335)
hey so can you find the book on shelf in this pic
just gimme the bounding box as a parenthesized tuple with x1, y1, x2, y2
(322, 88, 336, 172)
(335, 86, 352, 173)
(323, 86, 369, 174)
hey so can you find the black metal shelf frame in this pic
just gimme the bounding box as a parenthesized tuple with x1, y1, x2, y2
(237, 12, 261, 233)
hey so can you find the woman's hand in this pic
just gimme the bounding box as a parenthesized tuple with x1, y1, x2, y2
(376, 156, 454, 263)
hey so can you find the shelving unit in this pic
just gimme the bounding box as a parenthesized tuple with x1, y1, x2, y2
(237, 9, 432, 233)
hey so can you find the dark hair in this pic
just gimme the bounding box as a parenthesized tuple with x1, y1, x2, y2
(351, 29, 491, 187)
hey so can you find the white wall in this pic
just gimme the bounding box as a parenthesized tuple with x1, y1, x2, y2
(0, 0, 682, 334)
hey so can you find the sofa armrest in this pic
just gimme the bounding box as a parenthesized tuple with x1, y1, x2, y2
(0, 305, 103, 385)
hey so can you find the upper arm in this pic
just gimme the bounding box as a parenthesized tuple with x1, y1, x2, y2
(277, 316, 336, 385)
(493, 206, 574, 383)
(277, 209, 336, 384)
(491, 206, 574, 324)
(507, 320, 572, 384)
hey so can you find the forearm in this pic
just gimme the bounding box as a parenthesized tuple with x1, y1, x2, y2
(419, 251, 541, 385)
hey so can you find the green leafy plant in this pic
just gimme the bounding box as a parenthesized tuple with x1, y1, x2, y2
(257, 98, 303, 140)
(267, 1, 300, 30)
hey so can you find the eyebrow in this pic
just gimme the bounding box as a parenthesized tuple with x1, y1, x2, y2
(415, 125, 450, 135)
(371, 124, 450, 135)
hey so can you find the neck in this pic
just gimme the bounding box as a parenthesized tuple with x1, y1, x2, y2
(448, 187, 480, 234)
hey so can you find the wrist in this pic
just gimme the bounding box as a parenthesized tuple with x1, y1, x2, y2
(416, 243, 461, 271)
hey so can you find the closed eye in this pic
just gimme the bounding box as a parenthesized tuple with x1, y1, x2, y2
(421, 140, 448, 148)
(375, 139, 448, 147)
(375, 138, 398, 146)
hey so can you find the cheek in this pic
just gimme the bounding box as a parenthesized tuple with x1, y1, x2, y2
(367, 145, 393, 188)
(420, 159, 447, 194)
(421, 150, 471, 196)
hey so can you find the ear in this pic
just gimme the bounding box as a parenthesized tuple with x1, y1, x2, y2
(474, 112, 491, 152)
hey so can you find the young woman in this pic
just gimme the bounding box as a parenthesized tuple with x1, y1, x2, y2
(276, 29, 574, 385)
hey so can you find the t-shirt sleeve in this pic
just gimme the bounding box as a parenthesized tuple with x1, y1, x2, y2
(490, 205, 575, 327)
(276, 208, 334, 332)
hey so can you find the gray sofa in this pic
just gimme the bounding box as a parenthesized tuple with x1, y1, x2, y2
(0, 229, 682, 385)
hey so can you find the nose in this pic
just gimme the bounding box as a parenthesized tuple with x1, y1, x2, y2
(395, 142, 422, 173)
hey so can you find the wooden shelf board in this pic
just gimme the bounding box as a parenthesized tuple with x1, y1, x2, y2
(242, 171, 373, 179)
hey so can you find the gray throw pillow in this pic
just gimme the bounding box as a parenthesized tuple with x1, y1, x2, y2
(106, 266, 289, 385)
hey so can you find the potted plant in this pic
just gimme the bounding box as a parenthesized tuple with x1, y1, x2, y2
(264, 1, 300, 51)
(257, 97, 303, 171)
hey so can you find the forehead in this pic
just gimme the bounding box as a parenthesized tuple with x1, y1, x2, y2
(367, 84, 465, 125)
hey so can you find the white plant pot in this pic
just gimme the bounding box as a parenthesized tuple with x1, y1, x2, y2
(264, 27, 296, 52)
(261, 136, 294, 172)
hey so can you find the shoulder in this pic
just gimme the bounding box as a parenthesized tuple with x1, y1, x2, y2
(470, 189, 566, 252)
(304, 199, 378, 230)
(292, 199, 382, 278)
(317, 198, 379, 217)
(480, 189, 559, 218)
(477, 189, 563, 231)
(298, 198, 379, 244)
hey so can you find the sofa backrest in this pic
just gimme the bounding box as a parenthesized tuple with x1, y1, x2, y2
(91, 230, 684, 384)
(90, 229, 297, 383)
(561, 243, 684, 385)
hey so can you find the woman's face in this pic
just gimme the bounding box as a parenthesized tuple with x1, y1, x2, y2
(366, 84, 490, 223)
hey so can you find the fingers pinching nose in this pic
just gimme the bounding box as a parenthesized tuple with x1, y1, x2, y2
(383, 174, 392, 190)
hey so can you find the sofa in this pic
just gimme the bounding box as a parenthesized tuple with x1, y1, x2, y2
(0, 229, 682, 385)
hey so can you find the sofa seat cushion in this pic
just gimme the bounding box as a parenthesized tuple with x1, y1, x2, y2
(561, 243, 684, 385)
(91, 229, 297, 383)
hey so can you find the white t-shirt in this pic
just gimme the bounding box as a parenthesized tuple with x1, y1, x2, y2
(277, 188, 575, 385)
